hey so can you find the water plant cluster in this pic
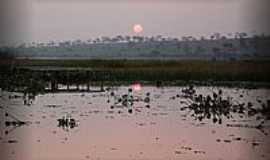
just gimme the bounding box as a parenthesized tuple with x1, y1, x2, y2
(109, 88, 151, 114)
(179, 86, 270, 125)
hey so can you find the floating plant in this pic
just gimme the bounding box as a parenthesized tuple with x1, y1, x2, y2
(179, 85, 270, 130)
(57, 115, 78, 131)
(2, 111, 31, 135)
(109, 87, 151, 113)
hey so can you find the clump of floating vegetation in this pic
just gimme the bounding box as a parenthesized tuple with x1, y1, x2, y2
(109, 87, 151, 114)
(179, 85, 270, 129)
(57, 115, 78, 131)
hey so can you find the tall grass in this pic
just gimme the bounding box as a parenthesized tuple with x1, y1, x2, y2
(14, 59, 270, 82)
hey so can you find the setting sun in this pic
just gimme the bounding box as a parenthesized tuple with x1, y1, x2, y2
(133, 24, 143, 34)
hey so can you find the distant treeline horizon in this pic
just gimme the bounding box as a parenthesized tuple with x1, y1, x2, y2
(1, 33, 270, 59)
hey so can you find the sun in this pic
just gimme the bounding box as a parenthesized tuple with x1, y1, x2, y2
(133, 24, 143, 34)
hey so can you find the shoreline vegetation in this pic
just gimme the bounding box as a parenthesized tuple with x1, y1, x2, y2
(15, 59, 270, 82)
(1, 33, 269, 92)
(1, 59, 270, 91)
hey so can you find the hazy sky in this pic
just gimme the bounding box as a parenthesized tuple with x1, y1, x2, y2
(1, 0, 270, 44)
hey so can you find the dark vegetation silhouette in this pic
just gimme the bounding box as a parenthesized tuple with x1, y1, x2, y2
(4, 33, 270, 59)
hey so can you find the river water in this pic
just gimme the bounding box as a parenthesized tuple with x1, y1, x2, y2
(0, 86, 270, 160)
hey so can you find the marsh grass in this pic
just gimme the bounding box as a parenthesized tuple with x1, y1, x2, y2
(1, 59, 270, 92)
(14, 59, 270, 82)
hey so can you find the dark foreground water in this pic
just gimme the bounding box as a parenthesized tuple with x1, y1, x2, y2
(0, 86, 270, 160)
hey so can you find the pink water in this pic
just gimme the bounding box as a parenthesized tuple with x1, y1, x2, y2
(1, 86, 270, 160)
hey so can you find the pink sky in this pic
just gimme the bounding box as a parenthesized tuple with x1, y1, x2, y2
(1, 0, 269, 44)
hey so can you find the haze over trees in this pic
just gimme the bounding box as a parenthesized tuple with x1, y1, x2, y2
(4, 33, 270, 60)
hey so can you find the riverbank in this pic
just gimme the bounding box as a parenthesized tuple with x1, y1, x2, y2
(1, 59, 270, 93)
(14, 59, 270, 82)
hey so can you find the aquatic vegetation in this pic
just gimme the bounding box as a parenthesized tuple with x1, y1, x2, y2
(2, 111, 31, 135)
(180, 87, 233, 124)
(179, 85, 270, 127)
(57, 115, 78, 131)
(44, 104, 62, 108)
(1, 86, 269, 160)
(108, 88, 151, 113)
(2, 59, 270, 92)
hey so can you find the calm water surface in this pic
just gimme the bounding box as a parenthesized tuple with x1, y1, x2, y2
(0, 86, 270, 160)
